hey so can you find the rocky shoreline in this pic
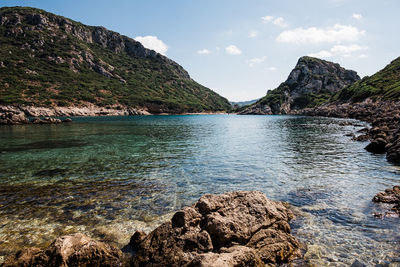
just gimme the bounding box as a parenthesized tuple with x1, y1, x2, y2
(0, 105, 231, 125)
(1, 191, 302, 267)
(0, 104, 152, 125)
(299, 99, 400, 164)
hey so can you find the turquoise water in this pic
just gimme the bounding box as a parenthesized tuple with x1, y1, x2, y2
(0, 114, 400, 265)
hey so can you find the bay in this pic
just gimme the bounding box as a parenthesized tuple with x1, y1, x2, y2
(0, 114, 399, 265)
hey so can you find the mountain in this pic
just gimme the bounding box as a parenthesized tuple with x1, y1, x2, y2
(239, 56, 360, 115)
(0, 6, 231, 114)
(230, 99, 258, 108)
(334, 56, 400, 103)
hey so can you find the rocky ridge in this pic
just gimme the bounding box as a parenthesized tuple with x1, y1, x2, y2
(2, 191, 302, 267)
(239, 56, 360, 115)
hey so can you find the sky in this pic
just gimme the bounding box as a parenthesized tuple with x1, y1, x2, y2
(1, 0, 399, 102)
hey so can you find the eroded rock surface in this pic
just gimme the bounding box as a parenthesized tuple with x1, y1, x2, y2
(0, 106, 29, 125)
(372, 186, 400, 218)
(131, 191, 301, 266)
(2, 233, 124, 267)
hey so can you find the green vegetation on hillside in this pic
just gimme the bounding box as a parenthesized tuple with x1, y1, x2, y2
(335, 57, 400, 103)
(0, 6, 231, 113)
(257, 84, 333, 111)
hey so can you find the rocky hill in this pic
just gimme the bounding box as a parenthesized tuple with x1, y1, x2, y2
(334, 56, 400, 103)
(239, 56, 360, 115)
(0, 6, 231, 114)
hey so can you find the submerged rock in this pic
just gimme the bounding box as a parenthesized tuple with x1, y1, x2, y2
(131, 191, 301, 266)
(2, 233, 124, 267)
(373, 186, 400, 218)
(31, 117, 62, 124)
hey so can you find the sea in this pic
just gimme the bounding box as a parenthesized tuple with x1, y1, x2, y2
(0, 114, 399, 265)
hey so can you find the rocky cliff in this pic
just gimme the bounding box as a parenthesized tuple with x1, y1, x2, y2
(239, 56, 360, 115)
(0, 6, 231, 114)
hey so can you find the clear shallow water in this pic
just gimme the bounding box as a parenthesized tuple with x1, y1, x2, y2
(0, 114, 399, 266)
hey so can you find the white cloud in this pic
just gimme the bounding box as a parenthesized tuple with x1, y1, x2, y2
(277, 24, 366, 44)
(225, 45, 242, 55)
(262, 15, 274, 22)
(134, 36, 168, 55)
(308, 44, 368, 58)
(267, 67, 277, 71)
(247, 56, 266, 67)
(249, 30, 258, 38)
(197, 49, 211, 55)
(359, 54, 368, 58)
(216, 46, 220, 51)
(352, 13, 362, 20)
(262, 15, 289, 27)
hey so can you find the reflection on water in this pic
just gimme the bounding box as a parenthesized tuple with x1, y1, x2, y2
(0, 140, 87, 152)
(0, 115, 400, 265)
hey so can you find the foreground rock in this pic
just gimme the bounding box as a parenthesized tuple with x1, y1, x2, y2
(2, 192, 300, 266)
(2, 233, 124, 267)
(131, 191, 301, 266)
(372, 186, 400, 218)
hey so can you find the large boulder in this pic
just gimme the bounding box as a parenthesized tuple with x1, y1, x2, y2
(365, 138, 388, 154)
(2, 233, 124, 267)
(387, 128, 400, 164)
(131, 191, 301, 266)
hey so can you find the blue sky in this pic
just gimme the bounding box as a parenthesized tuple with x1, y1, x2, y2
(1, 0, 399, 101)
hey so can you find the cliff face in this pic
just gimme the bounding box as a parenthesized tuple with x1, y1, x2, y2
(240, 56, 360, 115)
(0, 7, 231, 113)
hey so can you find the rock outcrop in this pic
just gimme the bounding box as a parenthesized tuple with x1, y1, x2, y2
(0, 105, 78, 125)
(372, 186, 400, 218)
(239, 56, 360, 115)
(2, 192, 301, 266)
(2, 233, 125, 267)
(238, 103, 272, 115)
(131, 191, 301, 266)
(0, 106, 29, 125)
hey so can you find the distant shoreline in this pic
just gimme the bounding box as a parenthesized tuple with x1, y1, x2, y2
(0, 104, 234, 125)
